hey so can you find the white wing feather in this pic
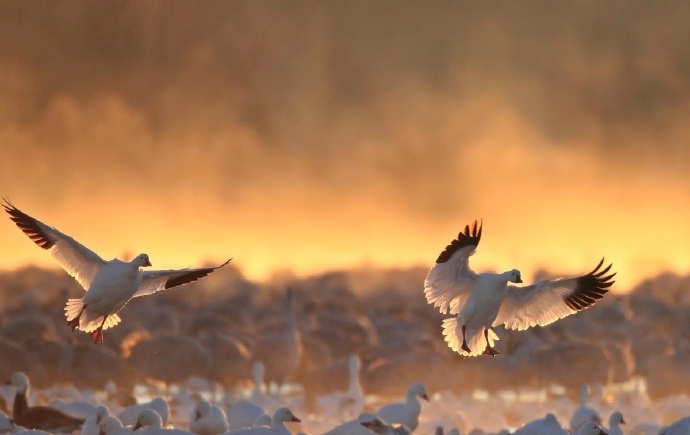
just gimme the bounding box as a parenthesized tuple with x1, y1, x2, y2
(424, 220, 482, 314)
(3, 200, 106, 290)
(134, 260, 231, 298)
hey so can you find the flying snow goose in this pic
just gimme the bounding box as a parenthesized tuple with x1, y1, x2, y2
(6, 372, 85, 432)
(189, 399, 229, 435)
(424, 220, 615, 356)
(2, 199, 231, 343)
(375, 383, 428, 432)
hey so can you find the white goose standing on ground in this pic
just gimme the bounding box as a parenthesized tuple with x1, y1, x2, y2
(2, 199, 231, 344)
(375, 383, 428, 432)
(570, 384, 602, 431)
(424, 220, 615, 356)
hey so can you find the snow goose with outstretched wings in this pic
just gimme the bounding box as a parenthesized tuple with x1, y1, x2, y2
(424, 220, 615, 356)
(3, 199, 231, 344)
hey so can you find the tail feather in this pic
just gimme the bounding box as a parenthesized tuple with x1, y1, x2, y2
(64, 299, 121, 332)
(79, 314, 121, 333)
(64, 299, 84, 322)
(442, 317, 499, 356)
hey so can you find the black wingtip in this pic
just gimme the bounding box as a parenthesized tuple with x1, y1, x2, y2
(564, 259, 616, 311)
(163, 258, 233, 289)
(3, 200, 55, 250)
(435, 219, 483, 263)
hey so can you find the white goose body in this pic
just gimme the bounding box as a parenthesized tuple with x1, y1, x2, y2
(3, 199, 230, 344)
(376, 383, 428, 432)
(425, 220, 615, 356)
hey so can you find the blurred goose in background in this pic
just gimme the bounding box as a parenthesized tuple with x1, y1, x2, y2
(360, 417, 412, 435)
(0, 410, 14, 432)
(570, 384, 603, 431)
(98, 415, 133, 435)
(575, 421, 608, 435)
(659, 416, 690, 435)
(80, 405, 111, 435)
(424, 220, 615, 356)
(604, 412, 625, 435)
(2, 199, 231, 343)
(324, 413, 379, 435)
(189, 399, 229, 435)
(223, 408, 300, 435)
(225, 400, 265, 431)
(50, 397, 98, 419)
(117, 398, 170, 427)
(513, 413, 569, 435)
(251, 289, 303, 391)
(376, 383, 428, 431)
(6, 372, 85, 432)
(341, 354, 366, 420)
(133, 409, 192, 435)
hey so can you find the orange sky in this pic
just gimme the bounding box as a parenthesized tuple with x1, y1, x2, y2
(2, 3, 690, 291)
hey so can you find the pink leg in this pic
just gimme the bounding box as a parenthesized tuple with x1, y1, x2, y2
(461, 325, 472, 353)
(482, 329, 500, 356)
(67, 304, 87, 331)
(91, 315, 108, 344)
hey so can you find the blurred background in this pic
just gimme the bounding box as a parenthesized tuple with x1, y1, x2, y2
(1, 4, 690, 433)
(1, 2, 690, 289)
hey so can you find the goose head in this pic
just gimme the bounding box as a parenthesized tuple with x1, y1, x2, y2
(506, 269, 523, 283)
(133, 409, 163, 430)
(6, 372, 29, 395)
(273, 407, 300, 423)
(407, 382, 429, 401)
(133, 253, 152, 268)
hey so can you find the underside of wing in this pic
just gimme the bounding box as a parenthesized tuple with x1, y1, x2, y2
(494, 258, 615, 330)
(424, 220, 482, 314)
(135, 259, 232, 297)
(3, 199, 106, 289)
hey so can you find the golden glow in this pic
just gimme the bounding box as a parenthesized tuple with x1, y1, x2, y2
(1, 4, 690, 292)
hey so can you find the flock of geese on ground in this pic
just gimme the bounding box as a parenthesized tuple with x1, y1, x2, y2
(1, 369, 690, 435)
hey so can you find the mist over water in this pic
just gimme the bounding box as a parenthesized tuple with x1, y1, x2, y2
(1, 2, 690, 287)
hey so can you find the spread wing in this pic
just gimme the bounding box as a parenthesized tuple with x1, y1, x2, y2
(134, 259, 232, 297)
(424, 220, 482, 314)
(3, 199, 107, 290)
(493, 258, 615, 330)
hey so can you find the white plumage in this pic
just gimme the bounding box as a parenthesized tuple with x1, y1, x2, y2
(98, 416, 134, 435)
(133, 409, 192, 435)
(222, 408, 300, 435)
(424, 220, 615, 356)
(3, 199, 230, 343)
(376, 383, 428, 432)
(605, 411, 626, 435)
(570, 384, 602, 431)
(118, 398, 170, 428)
(574, 422, 608, 435)
(189, 399, 229, 435)
(513, 413, 568, 435)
